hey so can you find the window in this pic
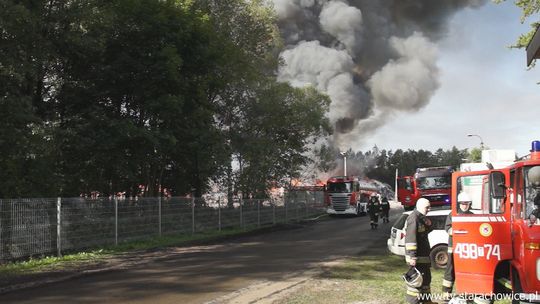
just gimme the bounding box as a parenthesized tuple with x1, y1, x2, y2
(456, 174, 487, 214)
(524, 166, 540, 219)
(416, 176, 451, 190)
(483, 174, 504, 214)
(392, 214, 409, 230)
(428, 215, 447, 230)
(327, 182, 352, 193)
(398, 178, 412, 191)
(516, 167, 524, 219)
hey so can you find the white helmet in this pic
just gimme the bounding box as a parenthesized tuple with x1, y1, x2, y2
(528, 166, 540, 187)
(402, 267, 423, 288)
(416, 198, 430, 215)
(457, 192, 472, 204)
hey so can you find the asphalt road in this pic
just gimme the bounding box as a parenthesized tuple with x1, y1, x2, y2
(2, 207, 402, 304)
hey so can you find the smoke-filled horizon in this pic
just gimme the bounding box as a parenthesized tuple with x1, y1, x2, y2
(272, 0, 486, 151)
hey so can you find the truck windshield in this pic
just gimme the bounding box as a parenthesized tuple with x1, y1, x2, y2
(416, 176, 451, 190)
(327, 182, 352, 193)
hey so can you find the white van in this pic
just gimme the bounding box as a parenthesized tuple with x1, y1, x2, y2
(387, 209, 450, 269)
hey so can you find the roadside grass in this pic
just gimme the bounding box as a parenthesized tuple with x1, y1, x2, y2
(0, 226, 254, 276)
(275, 249, 420, 304)
(276, 247, 512, 304)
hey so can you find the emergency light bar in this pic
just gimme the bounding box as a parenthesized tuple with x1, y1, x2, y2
(532, 141, 540, 152)
(531, 140, 540, 161)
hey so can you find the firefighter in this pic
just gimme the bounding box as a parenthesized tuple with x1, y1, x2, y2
(380, 195, 390, 223)
(404, 198, 435, 304)
(442, 192, 473, 303)
(527, 166, 540, 225)
(367, 194, 381, 229)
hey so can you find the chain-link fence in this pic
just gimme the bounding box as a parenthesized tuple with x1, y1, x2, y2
(0, 191, 325, 263)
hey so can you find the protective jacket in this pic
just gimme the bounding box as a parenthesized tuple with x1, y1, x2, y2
(367, 196, 380, 215)
(405, 209, 433, 264)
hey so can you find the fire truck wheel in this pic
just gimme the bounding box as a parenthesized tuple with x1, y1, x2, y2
(430, 245, 448, 269)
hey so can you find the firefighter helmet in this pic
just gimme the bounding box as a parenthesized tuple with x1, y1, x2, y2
(457, 192, 472, 204)
(528, 166, 540, 187)
(416, 198, 430, 214)
(402, 266, 423, 288)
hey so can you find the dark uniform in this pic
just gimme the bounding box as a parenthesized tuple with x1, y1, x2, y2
(367, 195, 381, 229)
(529, 191, 540, 221)
(405, 209, 433, 304)
(442, 209, 472, 303)
(381, 196, 390, 223)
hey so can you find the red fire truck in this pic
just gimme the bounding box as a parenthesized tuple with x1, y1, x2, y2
(450, 141, 540, 303)
(397, 166, 453, 210)
(324, 176, 379, 216)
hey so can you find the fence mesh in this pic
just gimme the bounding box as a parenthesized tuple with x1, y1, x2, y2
(0, 192, 325, 263)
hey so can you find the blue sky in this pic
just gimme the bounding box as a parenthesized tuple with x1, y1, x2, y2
(358, 1, 540, 158)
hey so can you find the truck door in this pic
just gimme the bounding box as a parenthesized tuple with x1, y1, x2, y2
(452, 170, 513, 294)
(397, 176, 416, 209)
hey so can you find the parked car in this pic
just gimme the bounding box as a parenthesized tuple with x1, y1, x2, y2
(387, 209, 450, 269)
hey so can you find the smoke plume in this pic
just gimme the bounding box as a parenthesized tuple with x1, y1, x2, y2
(272, 0, 486, 151)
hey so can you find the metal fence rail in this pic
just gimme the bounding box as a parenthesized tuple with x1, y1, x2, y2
(0, 192, 325, 263)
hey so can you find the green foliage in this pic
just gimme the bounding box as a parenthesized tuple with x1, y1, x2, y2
(468, 147, 483, 162)
(0, 227, 246, 275)
(234, 84, 331, 196)
(0, 0, 332, 199)
(358, 146, 469, 185)
(495, 0, 540, 50)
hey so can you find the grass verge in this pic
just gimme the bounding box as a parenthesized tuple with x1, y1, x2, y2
(274, 246, 512, 304)
(0, 225, 270, 276)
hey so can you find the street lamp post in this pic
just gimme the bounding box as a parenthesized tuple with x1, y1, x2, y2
(394, 168, 398, 204)
(467, 134, 485, 150)
(340, 151, 347, 176)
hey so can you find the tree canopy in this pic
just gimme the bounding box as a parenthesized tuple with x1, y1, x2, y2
(495, 0, 540, 49)
(0, 0, 479, 199)
(0, 0, 332, 199)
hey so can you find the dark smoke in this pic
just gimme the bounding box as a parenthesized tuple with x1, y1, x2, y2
(272, 0, 486, 150)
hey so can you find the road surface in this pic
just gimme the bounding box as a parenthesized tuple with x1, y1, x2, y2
(2, 207, 402, 304)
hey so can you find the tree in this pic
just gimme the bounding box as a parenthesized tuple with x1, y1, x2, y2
(0, 0, 331, 199)
(468, 147, 483, 162)
(495, 0, 540, 49)
(234, 84, 331, 197)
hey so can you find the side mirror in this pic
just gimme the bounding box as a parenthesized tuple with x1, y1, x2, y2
(489, 171, 506, 199)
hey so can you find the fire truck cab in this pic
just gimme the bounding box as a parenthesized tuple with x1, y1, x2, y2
(398, 166, 452, 211)
(451, 141, 540, 303)
(324, 176, 378, 216)
(398, 175, 420, 211)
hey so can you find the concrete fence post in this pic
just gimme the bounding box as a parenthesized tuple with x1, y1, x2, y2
(218, 198, 221, 232)
(158, 196, 162, 237)
(257, 200, 260, 228)
(57, 197, 62, 257)
(191, 196, 195, 235)
(239, 195, 243, 229)
(115, 197, 118, 246)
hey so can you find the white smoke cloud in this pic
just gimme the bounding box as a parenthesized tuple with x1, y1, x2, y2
(278, 40, 354, 90)
(278, 41, 369, 131)
(319, 1, 363, 54)
(368, 32, 440, 112)
(271, 0, 487, 151)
